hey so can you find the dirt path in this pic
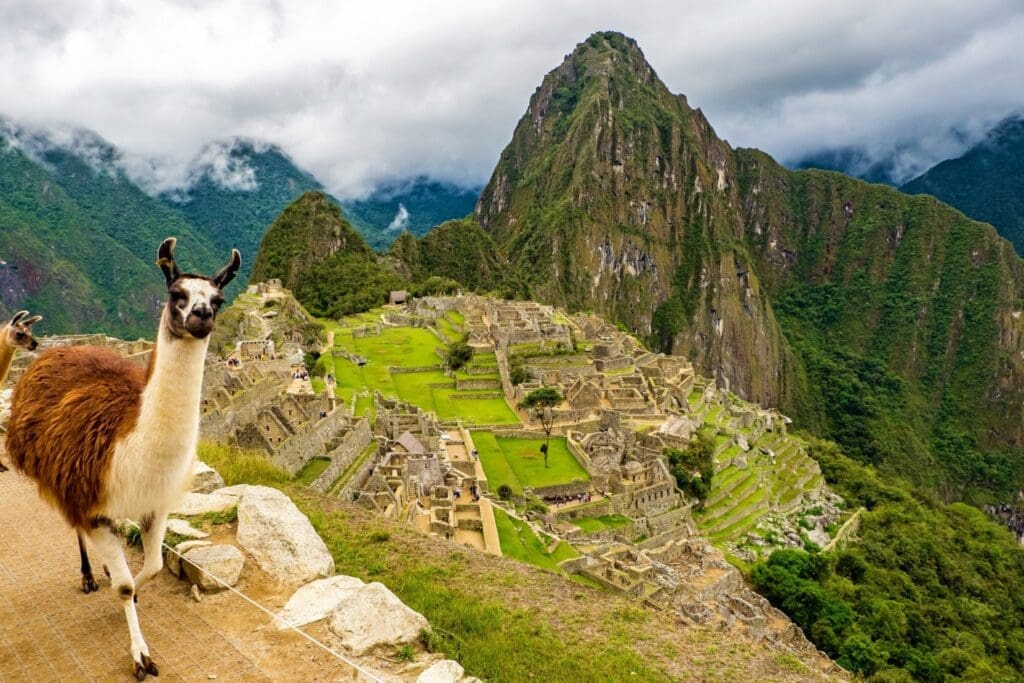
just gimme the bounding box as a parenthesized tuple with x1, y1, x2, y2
(0, 467, 355, 682)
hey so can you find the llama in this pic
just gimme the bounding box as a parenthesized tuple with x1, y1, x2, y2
(0, 310, 42, 471)
(5, 238, 240, 680)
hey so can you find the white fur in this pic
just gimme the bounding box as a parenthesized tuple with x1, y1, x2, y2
(105, 307, 210, 519)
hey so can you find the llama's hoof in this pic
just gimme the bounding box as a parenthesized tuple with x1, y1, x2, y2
(81, 574, 99, 593)
(133, 653, 159, 680)
(0, 462, 8, 472)
(103, 565, 110, 578)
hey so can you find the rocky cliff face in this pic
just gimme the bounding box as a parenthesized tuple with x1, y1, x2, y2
(470, 31, 1024, 496)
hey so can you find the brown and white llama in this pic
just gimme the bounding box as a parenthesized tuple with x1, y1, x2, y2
(5, 238, 240, 680)
(0, 310, 43, 471)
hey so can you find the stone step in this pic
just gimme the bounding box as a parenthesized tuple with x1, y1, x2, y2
(707, 489, 769, 535)
(703, 473, 763, 521)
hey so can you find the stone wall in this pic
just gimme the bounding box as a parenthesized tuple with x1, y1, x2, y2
(309, 418, 373, 493)
(455, 377, 501, 391)
(267, 407, 352, 475)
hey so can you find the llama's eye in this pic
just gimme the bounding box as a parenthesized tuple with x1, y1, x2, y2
(211, 296, 224, 309)
(16, 331, 25, 338)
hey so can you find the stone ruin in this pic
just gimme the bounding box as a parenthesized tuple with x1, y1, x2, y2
(350, 394, 500, 555)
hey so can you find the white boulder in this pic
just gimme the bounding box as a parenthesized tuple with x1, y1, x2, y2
(233, 485, 334, 583)
(190, 460, 225, 493)
(166, 518, 209, 539)
(328, 582, 429, 655)
(416, 660, 465, 683)
(183, 544, 245, 592)
(166, 540, 212, 578)
(174, 491, 239, 516)
(275, 575, 365, 629)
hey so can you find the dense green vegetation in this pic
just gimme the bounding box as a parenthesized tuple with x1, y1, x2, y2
(901, 115, 1024, 255)
(665, 431, 714, 502)
(0, 139, 171, 337)
(751, 439, 1024, 681)
(388, 217, 512, 294)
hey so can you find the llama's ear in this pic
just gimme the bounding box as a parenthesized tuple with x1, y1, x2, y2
(156, 237, 182, 287)
(10, 310, 28, 325)
(213, 249, 242, 290)
(23, 315, 42, 326)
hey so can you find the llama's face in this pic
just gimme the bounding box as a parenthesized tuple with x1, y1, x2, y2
(157, 237, 241, 341)
(165, 277, 225, 340)
(4, 311, 41, 351)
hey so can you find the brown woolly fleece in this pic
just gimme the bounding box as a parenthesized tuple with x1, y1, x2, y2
(6, 345, 145, 528)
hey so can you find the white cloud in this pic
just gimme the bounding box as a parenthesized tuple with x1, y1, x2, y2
(0, 1, 1021, 195)
(387, 204, 411, 232)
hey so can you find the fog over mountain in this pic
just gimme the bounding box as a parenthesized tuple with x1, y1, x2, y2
(1, 1, 1022, 197)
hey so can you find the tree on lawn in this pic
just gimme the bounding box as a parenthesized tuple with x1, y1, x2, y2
(519, 386, 562, 468)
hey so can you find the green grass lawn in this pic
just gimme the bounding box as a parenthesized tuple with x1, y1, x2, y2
(572, 514, 631, 532)
(319, 317, 519, 426)
(493, 507, 579, 571)
(474, 433, 589, 494)
(432, 390, 519, 425)
(294, 457, 331, 485)
(348, 326, 443, 367)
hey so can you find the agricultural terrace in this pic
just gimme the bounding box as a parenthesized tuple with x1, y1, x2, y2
(492, 507, 579, 571)
(316, 311, 519, 425)
(472, 432, 590, 497)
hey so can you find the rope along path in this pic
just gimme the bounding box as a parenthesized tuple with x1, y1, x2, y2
(131, 521, 386, 683)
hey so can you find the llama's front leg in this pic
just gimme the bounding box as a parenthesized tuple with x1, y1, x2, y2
(133, 512, 167, 597)
(87, 523, 159, 680)
(77, 531, 99, 593)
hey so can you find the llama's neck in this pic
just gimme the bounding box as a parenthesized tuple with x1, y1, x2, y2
(135, 311, 210, 447)
(0, 328, 15, 387)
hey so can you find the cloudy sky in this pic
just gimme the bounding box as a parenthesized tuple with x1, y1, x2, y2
(1, 0, 1022, 196)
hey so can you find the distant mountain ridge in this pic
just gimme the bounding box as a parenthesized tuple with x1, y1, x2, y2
(343, 177, 480, 250)
(900, 113, 1024, 254)
(0, 117, 477, 336)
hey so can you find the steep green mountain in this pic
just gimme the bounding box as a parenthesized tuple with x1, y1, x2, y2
(344, 177, 480, 250)
(901, 115, 1024, 254)
(251, 191, 403, 317)
(387, 218, 509, 293)
(427, 31, 1024, 500)
(159, 139, 345, 281)
(0, 125, 215, 338)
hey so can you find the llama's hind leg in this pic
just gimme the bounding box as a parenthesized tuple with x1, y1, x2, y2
(132, 512, 167, 598)
(77, 531, 100, 593)
(87, 522, 159, 680)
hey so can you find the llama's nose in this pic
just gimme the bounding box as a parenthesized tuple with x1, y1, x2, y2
(192, 305, 213, 320)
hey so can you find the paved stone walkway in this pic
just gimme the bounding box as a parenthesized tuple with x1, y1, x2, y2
(0, 467, 348, 682)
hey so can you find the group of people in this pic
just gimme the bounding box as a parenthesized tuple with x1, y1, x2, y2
(544, 491, 594, 508)
(291, 369, 310, 381)
(986, 502, 1024, 542)
(453, 483, 482, 503)
(225, 357, 242, 368)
